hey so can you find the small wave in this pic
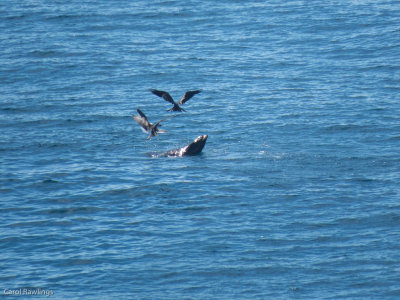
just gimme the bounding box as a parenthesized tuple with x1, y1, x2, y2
(59, 258, 98, 267)
(42, 179, 59, 184)
(321, 124, 368, 132)
(28, 50, 61, 58)
(41, 206, 104, 216)
(5, 14, 26, 20)
(6, 220, 49, 229)
(44, 14, 83, 21)
(388, 135, 400, 141)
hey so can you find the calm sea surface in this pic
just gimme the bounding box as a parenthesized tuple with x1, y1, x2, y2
(1, 0, 400, 299)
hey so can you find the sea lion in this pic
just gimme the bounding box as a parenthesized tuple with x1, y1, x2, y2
(151, 135, 208, 157)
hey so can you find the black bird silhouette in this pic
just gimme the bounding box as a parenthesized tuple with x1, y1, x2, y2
(133, 108, 174, 139)
(150, 89, 201, 112)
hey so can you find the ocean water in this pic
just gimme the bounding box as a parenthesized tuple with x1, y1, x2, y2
(1, 0, 400, 298)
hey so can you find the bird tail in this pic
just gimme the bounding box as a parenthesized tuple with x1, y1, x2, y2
(167, 105, 185, 112)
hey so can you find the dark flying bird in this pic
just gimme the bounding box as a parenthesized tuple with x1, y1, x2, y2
(133, 108, 174, 139)
(150, 89, 201, 112)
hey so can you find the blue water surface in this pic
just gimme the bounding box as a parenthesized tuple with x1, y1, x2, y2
(1, 0, 400, 299)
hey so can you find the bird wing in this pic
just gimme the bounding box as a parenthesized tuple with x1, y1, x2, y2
(179, 90, 201, 104)
(133, 109, 151, 132)
(150, 89, 175, 105)
(133, 116, 151, 132)
(136, 108, 149, 122)
(153, 114, 176, 128)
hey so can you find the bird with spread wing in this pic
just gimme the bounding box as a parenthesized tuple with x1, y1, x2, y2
(150, 89, 201, 112)
(133, 108, 175, 139)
